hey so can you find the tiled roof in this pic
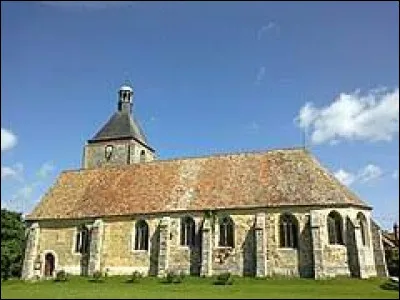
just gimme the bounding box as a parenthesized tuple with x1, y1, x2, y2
(88, 111, 152, 150)
(26, 148, 370, 220)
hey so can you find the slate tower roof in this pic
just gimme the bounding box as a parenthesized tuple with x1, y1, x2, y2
(88, 85, 153, 151)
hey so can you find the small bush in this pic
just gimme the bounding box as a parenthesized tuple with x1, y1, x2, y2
(380, 280, 399, 291)
(174, 272, 185, 284)
(90, 271, 104, 283)
(213, 272, 233, 285)
(127, 271, 143, 283)
(162, 271, 184, 284)
(54, 270, 68, 282)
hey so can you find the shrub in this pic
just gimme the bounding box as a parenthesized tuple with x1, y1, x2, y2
(386, 249, 399, 277)
(127, 271, 142, 283)
(174, 271, 185, 284)
(162, 271, 184, 284)
(54, 270, 68, 282)
(380, 280, 399, 291)
(213, 272, 233, 285)
(90, 271, 104, 283)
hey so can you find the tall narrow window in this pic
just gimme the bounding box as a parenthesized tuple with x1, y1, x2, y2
(219, 216, 234, 248)
(357, 212, 369, 246)
(327, 211, 344, 245)
(180, 216, 195, 246)
(75, 226, 90, 254)
(140, 150, 146, 163)
(135, 220, 149, 250)
(279, 213, 298, 248)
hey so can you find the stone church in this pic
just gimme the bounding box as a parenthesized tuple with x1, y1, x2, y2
(22, 84, 388, 280)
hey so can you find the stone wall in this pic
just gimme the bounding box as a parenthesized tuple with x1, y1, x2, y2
(83, 140, 154, 169)
(371, 221, 388, 277)
(34, 219, 91, 276)
(310, 208, 377, 278)
(266, 211, 313, 277)
(24, 207, 380, 279)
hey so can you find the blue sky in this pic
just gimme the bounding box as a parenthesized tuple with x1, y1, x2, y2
(1, 1, 398, 229)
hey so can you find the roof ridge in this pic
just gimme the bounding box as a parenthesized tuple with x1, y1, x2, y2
(61, 146, 307, 174)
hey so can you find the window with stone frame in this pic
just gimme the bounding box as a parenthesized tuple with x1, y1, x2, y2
(219, 216, 235, 248)
(75, 226, 90, 254)
(279, 213, 298, 248)
(327, 211, 344, 245)
(135, 220, 149, 250)
(357, 212, 369, 246)
(140, 150, 146, 162)
(180, 216, 196, 246)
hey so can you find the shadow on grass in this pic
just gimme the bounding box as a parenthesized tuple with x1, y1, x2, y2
(380, 281, 399, 291)
(88, 279, 105, 283)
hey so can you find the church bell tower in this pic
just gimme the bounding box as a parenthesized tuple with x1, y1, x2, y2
(82, 84, 155, 169)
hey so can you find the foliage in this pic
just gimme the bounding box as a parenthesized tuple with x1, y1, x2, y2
(380, 279, 399, 291)
(90, 271, 104, 283)
(162, 271, 185, 284)
(213, 272, 233, 285)
(126, 271, 143, 283)
(54, 270, 69, 282)
(385, 249, 399, 277)
(1, 209, 26, 280)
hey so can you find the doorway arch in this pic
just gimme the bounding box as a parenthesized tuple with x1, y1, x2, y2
(44, 252, 56, 277)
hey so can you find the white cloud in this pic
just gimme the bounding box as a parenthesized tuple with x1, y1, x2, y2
(334, 164, 383, 186)
(39, 1, 135, 10)
(358, 164, 383, 182)
(393, 170, 398, 179)
(334, 169, 356, 186)
(257, 22, 279, 40)
(254, 66, 266, 85)
(1, 163, 24, 181)
(1, 128, 17, 151)
(295, 87, 399, 145)
(36, 162, 55, 179)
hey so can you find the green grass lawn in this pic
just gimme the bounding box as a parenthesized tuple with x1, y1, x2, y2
(1, 276, 398, 299)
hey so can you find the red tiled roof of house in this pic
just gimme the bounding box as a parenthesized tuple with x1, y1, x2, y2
(26, 148, 370, 220)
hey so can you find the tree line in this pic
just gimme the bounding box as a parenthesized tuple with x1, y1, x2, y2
(1, 209, 25, 280)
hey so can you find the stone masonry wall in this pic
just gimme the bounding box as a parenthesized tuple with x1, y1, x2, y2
(36, 219, 91, 276)
(266, 210, 313, 277)
(310, 208, 376, 278)
(26, 207, 378, 279)
(83, 140, 154, 169)
(371, 221, 388, 277)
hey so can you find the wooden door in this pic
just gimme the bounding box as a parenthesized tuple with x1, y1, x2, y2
(44, 253, 55, 277)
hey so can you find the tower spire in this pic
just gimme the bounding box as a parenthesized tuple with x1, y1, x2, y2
(118, 84, 133, 114)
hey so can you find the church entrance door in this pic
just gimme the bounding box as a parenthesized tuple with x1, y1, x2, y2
(44, 253, 55, 277)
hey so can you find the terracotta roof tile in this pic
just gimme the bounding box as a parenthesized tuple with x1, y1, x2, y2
(26, 148, 370, 220)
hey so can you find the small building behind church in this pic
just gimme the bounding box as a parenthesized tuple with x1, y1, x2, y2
(22, 84, 388, 280)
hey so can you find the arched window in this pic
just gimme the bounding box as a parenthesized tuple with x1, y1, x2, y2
(140, 150, 146, 163)
(180, 216, 195, 246)
(279, 213, 298, 248)
(219, 216, 234, 248)
(75, 226, 90, 254)
(135, 220, 149, 250)
(327, 211, 344, 245)
(357, 212, 369, 246)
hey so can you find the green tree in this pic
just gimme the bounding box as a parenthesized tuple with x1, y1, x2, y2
(1, 209, 26, 280)
(386, 248, 399, 277)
